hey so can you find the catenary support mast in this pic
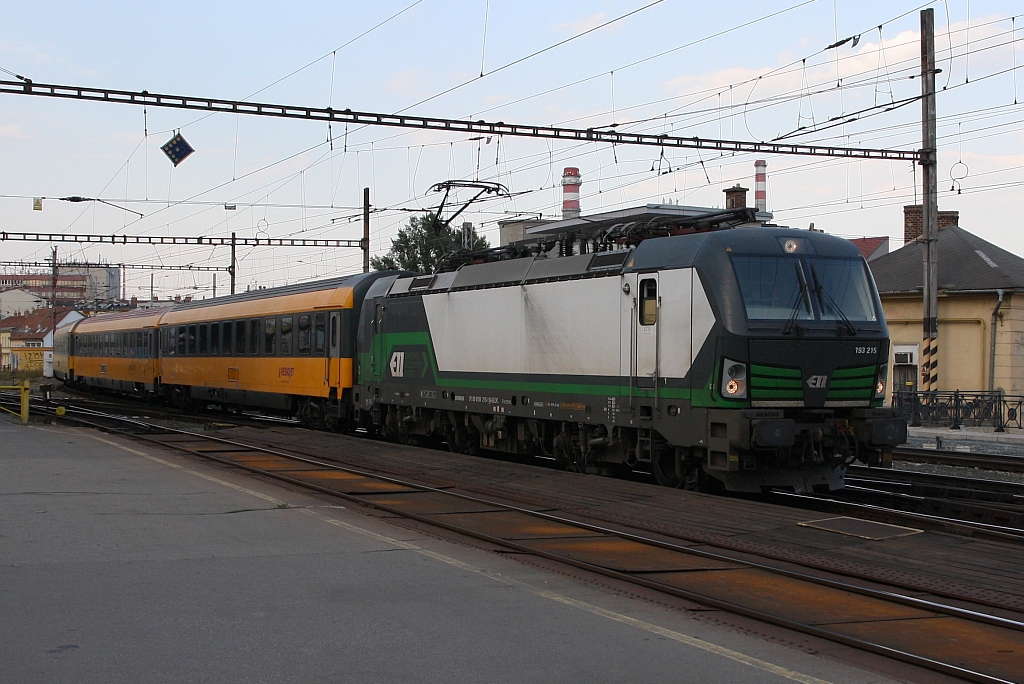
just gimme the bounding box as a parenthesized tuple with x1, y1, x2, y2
(920, 8, 939, 392)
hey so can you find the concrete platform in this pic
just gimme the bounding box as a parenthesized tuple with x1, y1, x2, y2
(0, 416, 900, 684)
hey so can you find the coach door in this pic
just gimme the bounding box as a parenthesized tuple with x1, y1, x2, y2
(327, 311, 341, 388)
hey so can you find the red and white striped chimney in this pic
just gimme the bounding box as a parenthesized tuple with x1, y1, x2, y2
(754, 160, 767, 212)
(561, 167, 582, 219)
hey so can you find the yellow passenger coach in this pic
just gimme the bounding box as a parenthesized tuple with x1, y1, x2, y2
(55, 273, 393, 429)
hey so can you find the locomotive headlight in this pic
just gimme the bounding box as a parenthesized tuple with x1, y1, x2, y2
(783, 239, 799, 253)
(874, 365, 888, 399)
(720, 359, 748, 399)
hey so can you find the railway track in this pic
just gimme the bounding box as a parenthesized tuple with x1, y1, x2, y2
(893, 445, 1024, 473)
(8, 389, 1024, 540)
(12, 401, 1024, 684)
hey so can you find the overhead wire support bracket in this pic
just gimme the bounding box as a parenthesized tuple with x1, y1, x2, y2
(0, 231, 363, 248)
(0, 79, 922, 161)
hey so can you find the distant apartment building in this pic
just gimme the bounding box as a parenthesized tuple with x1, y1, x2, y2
(0, 288, 47, 318)
(0, 266, 120, 304)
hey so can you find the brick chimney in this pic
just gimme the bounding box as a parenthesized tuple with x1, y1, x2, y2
(724, 184, 748, 210)
(903, 205, 960, 243)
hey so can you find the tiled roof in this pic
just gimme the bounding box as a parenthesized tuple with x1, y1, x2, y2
(848, 236, 887, 260)
(1, 308, 76, 340)
(869, 225, 1024, 293)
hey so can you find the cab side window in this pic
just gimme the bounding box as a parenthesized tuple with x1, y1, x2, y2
(639, 279, 658, 326)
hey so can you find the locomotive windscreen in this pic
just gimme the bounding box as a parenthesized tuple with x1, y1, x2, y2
(732, 255, 877, 322)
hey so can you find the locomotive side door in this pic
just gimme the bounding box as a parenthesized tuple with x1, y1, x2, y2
(633, 274, 660, 389)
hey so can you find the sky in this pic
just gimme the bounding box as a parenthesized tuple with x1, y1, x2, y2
(1, 0, 1022, 299)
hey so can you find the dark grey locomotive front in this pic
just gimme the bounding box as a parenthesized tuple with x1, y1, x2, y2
(637, 227, 907, 492)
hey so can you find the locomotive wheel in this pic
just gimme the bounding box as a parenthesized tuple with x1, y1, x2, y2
(652, 448, 682, 488)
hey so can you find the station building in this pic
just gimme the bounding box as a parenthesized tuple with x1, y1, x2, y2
(869, 206, 1024, 396)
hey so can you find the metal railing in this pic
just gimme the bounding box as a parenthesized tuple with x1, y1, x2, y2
(893, 391, 1024, 431)
(0, 380, 31, 424)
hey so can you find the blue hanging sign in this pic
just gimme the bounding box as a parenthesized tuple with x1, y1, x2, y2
(161, 133, 195, 166)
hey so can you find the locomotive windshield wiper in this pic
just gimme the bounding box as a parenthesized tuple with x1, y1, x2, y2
(782, 263, 811, 336)
(810, 265, 857, 336)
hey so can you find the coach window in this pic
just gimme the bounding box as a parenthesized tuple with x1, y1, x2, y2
(246, 319, 258, 354)
(177, 326, 187, 356)
(264, 318, 277, 355)
(639, 279, 658, 326)
(330, 314, 338, 350)
(198, 324, 208, 355)
(186, 325, 197, 355)
(235, 321, 245, 355)
(314, 313, 326, 355)
(143, 331, 149, 358)
(210, 323, 220, 355)
(280, 316, 293, 355)
(127, 332, 134, 357)
(297, 315, 312, 355)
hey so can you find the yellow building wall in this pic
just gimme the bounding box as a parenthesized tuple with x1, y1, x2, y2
(881, 292, 1022, 394)
(12, 347, 46, 371)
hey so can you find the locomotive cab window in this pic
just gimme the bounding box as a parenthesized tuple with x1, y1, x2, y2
(731, 255, 877, 322)
(297, 314, 312, 355)
(639, 279, 658, 326)
(264, 318, 277, 355)
(280, 316, 293, 355)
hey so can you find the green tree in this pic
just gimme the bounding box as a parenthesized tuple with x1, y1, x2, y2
(371, 213, 489, 273)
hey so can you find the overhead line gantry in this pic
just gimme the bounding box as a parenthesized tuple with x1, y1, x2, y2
(0, 79, 921, 161)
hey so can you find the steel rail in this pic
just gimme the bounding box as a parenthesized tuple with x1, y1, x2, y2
(0, 79, 922, 161)
(771, 489, 1024, 542)
(893, 446, 1024, 473)
(20, 404, 1021, 684)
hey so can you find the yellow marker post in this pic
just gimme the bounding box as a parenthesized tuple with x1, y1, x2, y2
(0, 380, 31, 424)
(21, 380, 30, 424)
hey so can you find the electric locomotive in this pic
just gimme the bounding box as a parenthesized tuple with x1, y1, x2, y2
(353, 226, 906, 492)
